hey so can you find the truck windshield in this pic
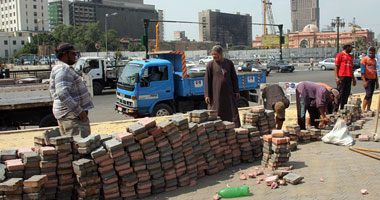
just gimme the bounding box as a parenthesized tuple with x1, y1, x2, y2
(74, 59, 86, 72)
(118, 63, 142, 88)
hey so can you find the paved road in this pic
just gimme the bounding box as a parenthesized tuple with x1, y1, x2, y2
(89, 67, 365, 123)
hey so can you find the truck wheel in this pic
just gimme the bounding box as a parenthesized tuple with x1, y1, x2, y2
(237, 97, 249, 108)
(152, 103, 173, 117)
(39, 114, 58, 128)
(93, 81, 104, 95)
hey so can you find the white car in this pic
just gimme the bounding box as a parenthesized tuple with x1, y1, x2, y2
(186, 60, 196, 68)
(199, 56, 213, 64)
(354, 68, 362, 80)
(318, 58, 335, 70)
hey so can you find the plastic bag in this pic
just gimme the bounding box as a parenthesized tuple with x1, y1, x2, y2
(322, 118, 354, 146)
(217, 186, 250, 198)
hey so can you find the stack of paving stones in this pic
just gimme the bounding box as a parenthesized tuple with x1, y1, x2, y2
(0, 178, 23, 199)
(187, 122, 200, 186)
(168, 117, 189, 188)
(101, 138, 123, 199)
(194, 121, 208, 178)
(299, 130, 311, 143)
(138, 118, 162, 197)
(213, 120, 227, 172)
(265, 110, 276, 132)
(75, 134, 101, 159)
(39, 146, 58, 199)
(235, 128, 254, 163)
(126, 122, 151, 199)
(49, 135, 75, 200)
(189, 110, 209, 123)
(72, 158, 101, 199)
(207, 110, 218, 121)
(243, 125, 263, 160)
(242, 112, 259, 127)
(200, 121, 218, 175)
(261, 134, 273, 168)
(268, 130, 291, 170)
(156, 120, 177, 193)
(223, 121, 241, 166)
(23, 175, 48, 199)
(2, 150, 23, 179)
(114, 132, 137, 199)
(286, 125, 301, 142)
(22, 151, 41, 180)
(309, 128, 322, 141)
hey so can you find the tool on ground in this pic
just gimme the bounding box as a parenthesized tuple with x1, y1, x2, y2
(349, 146, 380, 161)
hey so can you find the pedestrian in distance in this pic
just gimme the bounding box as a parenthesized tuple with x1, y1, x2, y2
(262, 84, 290, 129)
(308, 57, 314, 71)
(335, 43, 356, 111)
(204, 45, 241, 127)
(360, 46, 379, 112)
(49, 43, 94, 137)
(296, 81, 339, 130)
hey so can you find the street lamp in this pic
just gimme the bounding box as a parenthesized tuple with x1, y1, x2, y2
(37, 19, 48, 57)
(105, 12, 118, 58)
(331, 17, 345, 54)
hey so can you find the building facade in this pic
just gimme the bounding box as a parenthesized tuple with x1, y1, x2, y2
(0, 32, 34, 58)
(291, 0, 319, 32)
(252, 24, 375, 49)
(65, 0, 158, 39)
(48, 0, 70, 30)
(199, 9, 252, 47)
(0, 0, 49, 32)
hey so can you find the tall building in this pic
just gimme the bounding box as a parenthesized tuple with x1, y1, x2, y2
(291, 0, 319, 32)
(66, 0, 158, 39)
(0, 0, 49, 32)
(158, 9, 164, 41)
(48, 0, 70, 30)
(199, 10, 252, 47)
(0, 32, 34, 57)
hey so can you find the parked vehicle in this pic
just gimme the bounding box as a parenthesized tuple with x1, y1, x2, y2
(0, 80, 57, 130)
(267, 60, 295, 72)
(354, 68, 362, 80)
(238, 60, 270, 76)
(353, 59, 361, 70)
(318, 58, 335, 70)
(115, 51, 266, 118)
(74, 57, 125, 95)
(199, 56, 213, 64)
(186, 60, 196, 68)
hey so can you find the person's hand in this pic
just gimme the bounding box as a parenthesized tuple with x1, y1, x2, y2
(235, 93, 240, 100)
(376, 81, 379, 89)
(335, 78, 341, 86)
(363, 80, 368, 88)
(78, 111, 87, 121)
(352, 78, 356, 86)
(205, 97, 211, 104)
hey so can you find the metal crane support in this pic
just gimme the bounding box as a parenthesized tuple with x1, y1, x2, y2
(263, 0, 276, 35)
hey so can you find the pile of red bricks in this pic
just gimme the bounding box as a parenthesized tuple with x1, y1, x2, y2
(242, 106, 276, 135)
(0, 109, 298, 199)
(262, 130, 291, 170)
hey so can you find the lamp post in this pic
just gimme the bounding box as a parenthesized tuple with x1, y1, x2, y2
(331, 17, 345, 54)
(105, 12, 118, 58)
(37, 19, 48, 58)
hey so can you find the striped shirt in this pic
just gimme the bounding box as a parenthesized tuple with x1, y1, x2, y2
(49, 61, 94, 119)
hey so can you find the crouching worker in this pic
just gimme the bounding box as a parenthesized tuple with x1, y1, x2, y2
(361, 47, 379, 112)
(262, 84, 290, 129)
(296, 81, 339, 130)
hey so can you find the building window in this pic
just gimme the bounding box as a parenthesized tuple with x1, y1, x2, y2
(4, 40, 8, 45)
(18, 33, 21, 37)
(5, 50, 9, 57)
(33, 5, 37, 9)
(21, 40, 25, 45)
(13, 40, 16, 45)
(34, 12, 37, 16)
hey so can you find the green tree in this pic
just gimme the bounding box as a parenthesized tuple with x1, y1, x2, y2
(114, 50, 122, 60)
(128, 43, 145, 52)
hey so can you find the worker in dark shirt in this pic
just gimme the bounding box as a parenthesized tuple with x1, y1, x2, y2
(296, 81, 339, 129)
(262, 84, 290, 129)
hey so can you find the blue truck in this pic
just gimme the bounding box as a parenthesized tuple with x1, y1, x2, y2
(115, 51, 266, 118)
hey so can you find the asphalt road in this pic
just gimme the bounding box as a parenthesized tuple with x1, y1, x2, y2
(89, 67, 365, 123)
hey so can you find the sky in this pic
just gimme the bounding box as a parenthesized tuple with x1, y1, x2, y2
(144, 0, 380, 41)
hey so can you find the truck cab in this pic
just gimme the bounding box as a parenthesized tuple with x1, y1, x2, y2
(75, 57, 125, 95)
(116, 59, 175, 117)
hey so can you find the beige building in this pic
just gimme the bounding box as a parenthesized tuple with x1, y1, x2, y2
(291, 0, 319, 32)
(0, 0, 49, 32)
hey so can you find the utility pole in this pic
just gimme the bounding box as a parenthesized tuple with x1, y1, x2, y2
(331, 17, 345, 54)
(252, 23, 284, 60)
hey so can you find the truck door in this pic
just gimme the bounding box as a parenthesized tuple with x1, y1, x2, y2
(139, 65, 173, 113)
(85, 59, 102, 80)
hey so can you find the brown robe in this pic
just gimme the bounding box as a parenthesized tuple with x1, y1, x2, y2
(204, 58, 241, 127)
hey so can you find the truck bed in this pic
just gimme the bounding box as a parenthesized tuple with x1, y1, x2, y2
(174, 71, 266, 97)
(0, 84, 52, 110)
